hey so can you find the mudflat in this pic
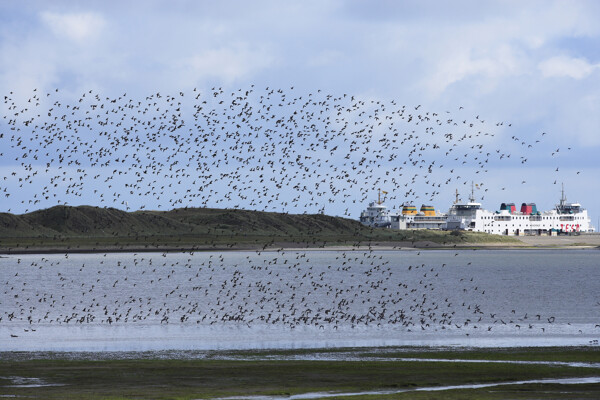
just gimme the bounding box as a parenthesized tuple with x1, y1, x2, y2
(516, 234, 600, 247)
(1, 347, 599, 399)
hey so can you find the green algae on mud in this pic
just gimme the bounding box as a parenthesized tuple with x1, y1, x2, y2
(1, 347, 598, 400)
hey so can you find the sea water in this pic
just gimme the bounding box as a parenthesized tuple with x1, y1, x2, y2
(1, 249, 599, 351)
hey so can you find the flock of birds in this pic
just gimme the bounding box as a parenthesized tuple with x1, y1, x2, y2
(0, 86, 557, 215)
(1, 251, 580, 337)
(0, 87, 589, 344)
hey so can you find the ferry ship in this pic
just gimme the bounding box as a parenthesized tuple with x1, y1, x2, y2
(360, 185, 592, 235)
(359, 190, 447, 230)
(446, 184, 591, 235)
(359, 190, 393, 228)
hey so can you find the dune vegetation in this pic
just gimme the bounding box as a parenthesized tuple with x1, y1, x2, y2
(0, 205, 519, 253)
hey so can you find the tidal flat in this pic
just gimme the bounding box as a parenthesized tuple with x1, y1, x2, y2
(1, 347, 599, 399)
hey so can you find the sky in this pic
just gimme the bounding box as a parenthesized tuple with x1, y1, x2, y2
(0, 0, 598, 227)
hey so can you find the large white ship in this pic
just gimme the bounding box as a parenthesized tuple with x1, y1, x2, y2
(446, 184, 591, 235)
(360, 185, 592, 235)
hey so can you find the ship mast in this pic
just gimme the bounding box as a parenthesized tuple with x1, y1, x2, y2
(560, 182, 566, 207)
(377, 189, 388, 205)
(469, 181, 475, 203)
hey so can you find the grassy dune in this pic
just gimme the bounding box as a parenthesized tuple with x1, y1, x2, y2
(0, 205, 519, 252)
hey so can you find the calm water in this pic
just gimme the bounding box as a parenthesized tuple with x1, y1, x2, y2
(1, 249, 599, 351)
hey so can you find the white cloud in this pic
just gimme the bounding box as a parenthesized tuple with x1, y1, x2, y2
(40, 11, 105, 43)
(186, 45, 275, 83)
(369, 1, 599, 99)
(553, 94, 600, 146)
(538, 55, 598, 79)
(307, 50, 343, 67)
(425, 44, 524, 96)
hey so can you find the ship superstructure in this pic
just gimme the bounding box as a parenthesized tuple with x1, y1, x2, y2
(359, 190, 447, 230)
(360, 184, 592, 235)
(447, 183, 591, 235)
(391, 203, 447, 230)
(445, 184, 485, 231)
(359, 189, 393, 228)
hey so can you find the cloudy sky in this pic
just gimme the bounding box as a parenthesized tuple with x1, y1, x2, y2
(0, 1, 598, 225)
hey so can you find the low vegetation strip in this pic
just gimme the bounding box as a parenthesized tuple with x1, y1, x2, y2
(0, 347, 599, 399)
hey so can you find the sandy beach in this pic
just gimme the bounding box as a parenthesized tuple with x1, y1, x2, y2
(1, 234, 599, 255)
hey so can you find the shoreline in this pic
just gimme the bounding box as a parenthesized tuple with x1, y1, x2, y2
(2, 345, 599, 360)
(0, 240, 598, 255)
(0, 245, 598, 255)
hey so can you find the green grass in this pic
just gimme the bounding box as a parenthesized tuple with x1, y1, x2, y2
(337, 384, 600, 399)
(210, 346, 600, 363)
(0, 347, 598, 399)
